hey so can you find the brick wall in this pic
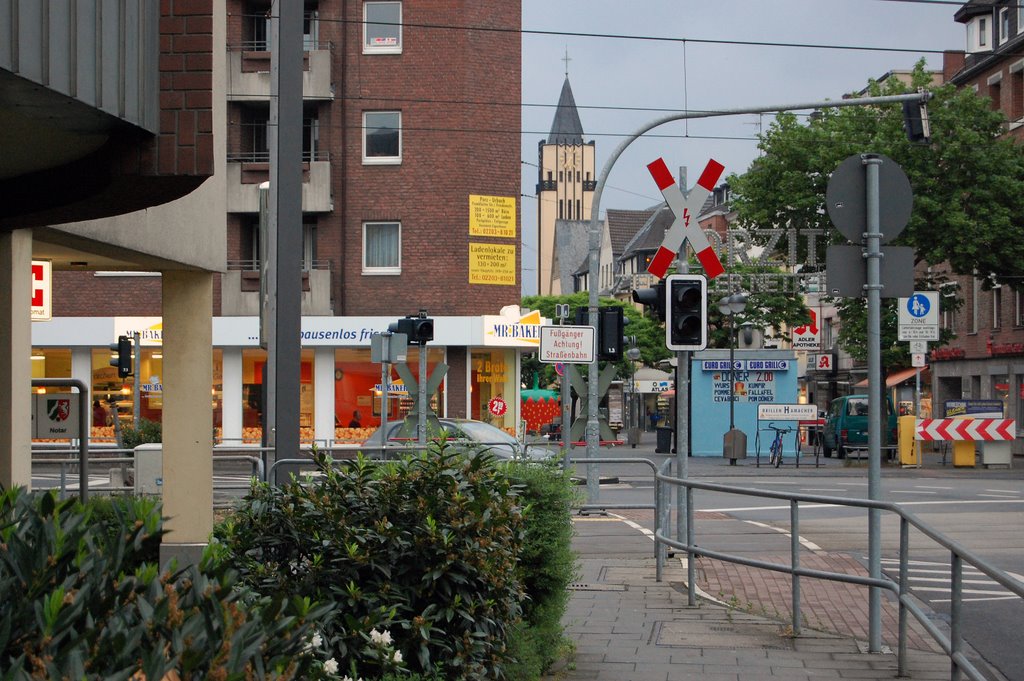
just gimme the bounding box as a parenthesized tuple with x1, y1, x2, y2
(336, 0, 522, 317)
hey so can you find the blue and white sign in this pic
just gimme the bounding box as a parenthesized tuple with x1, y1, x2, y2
(898, 291, 939, 341)
(701, 359, 790, 371)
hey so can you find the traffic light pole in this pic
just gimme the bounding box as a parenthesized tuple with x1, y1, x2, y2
(584, 92, 931, 466)
(132, 332, 141, 430)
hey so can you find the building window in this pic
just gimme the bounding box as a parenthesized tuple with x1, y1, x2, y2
(363, 222, 401, 273)
(1000, 8, 1010, 43)
(993, 286, 1003, 328)
(980, 17, 988, 47)
(1019, 6, 1024, 35)
(362, 111, 401, 163)
(364, 1, 401, 54)
(1016, 289, 1023, 326)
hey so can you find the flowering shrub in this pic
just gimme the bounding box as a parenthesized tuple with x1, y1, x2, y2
(213, 447, 527, 680)
(0, 487, 332, 679)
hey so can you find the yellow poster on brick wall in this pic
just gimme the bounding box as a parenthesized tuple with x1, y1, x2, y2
(469, 243, 516, 286)
(469, 195, 516, 238)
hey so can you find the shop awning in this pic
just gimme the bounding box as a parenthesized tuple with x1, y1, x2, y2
(854, 366, 925, 389)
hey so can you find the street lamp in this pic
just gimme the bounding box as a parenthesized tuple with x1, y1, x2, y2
(718, 293, 747, 465)
(626, 341, 641, 448)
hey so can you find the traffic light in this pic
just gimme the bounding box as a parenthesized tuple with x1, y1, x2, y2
(666, 274, 707, 351)
(389, 310, 434, 345)
(597, 307, 624, 362)
(631, 280, 666, 322)
(902, 99, 931, 145)
(109, 335, 132, 378)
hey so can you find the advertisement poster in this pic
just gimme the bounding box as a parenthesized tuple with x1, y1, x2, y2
(711, 368, 778, 403)
(469, 243, 516, 285)
(468, 195, 516, 238)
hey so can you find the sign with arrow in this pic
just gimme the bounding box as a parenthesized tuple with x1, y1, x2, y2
(791, 309, 820, 350)
(645, 158, 725, 280)
(915, 418, 1015, 442)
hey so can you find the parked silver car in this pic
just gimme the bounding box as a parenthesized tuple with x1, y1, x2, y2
(361, 417, 553, 461)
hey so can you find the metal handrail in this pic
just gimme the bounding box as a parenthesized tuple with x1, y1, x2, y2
(655, 475, 1023, 681)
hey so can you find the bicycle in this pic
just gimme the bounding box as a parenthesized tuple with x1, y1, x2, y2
(766, 422, 794, 468)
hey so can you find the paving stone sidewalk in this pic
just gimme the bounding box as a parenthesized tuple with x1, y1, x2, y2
(544, 514, 954, 681)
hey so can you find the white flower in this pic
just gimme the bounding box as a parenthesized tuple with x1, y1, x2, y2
(311, 632, 323, 649)
(370, 628, 393, 646)
(392, 650, 403, 664)
(323, 658, 339, 673)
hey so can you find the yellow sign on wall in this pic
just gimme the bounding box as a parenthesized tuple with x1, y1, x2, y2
(469, 243, 516, 286)
(469, 195, 516, 238)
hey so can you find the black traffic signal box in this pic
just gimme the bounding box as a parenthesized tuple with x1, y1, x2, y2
(666, 274, 707, 351)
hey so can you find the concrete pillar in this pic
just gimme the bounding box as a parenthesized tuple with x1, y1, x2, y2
(0, 230, 33, 489)
(221, 348, 243, 444)
(161, 270, 214, 557)
(314, 346, 335, 444)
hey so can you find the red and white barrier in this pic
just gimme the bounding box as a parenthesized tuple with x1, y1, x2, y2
(915, 418, 1015, 441)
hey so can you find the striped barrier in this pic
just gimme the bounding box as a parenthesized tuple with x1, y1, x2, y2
(915, 418, 1015, 441)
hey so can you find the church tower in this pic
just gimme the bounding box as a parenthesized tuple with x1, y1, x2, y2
(536, 75, 595, 295)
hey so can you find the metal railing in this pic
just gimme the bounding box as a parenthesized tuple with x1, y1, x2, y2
(654, 473, 1024, 681)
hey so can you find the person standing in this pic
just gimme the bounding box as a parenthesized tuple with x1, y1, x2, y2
(347, 410, 362, 428)
(92, 399, 107, 427)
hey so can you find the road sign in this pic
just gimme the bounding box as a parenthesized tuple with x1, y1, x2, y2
(645, 158, 725, 279)
(909, 340, 928, 354)
(825, 244, 914, 298)
(826, 153, 913, 244)
(791, 310, 820, 350)
(539, 325, 596, 363)
(756, 403, 818, 421)
(898, 291, 939, 341)
(911, 353, 926, 368)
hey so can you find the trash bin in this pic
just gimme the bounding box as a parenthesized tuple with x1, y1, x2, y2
(723, 428, 747, 463)
(656, 426, 673, 454)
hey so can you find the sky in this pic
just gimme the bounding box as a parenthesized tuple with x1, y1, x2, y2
(519, 0, 966, 295)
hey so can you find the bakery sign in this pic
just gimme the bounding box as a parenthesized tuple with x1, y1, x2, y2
(483, 306, 549, 348)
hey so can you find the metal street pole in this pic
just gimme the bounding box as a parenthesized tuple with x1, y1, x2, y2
(583, 92, 931, 467)
(864, 153, 883, 653)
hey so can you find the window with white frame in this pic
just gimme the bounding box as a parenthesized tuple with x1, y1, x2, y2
(1019, 5, 1024, 35)
(362, 111, 401, 163)
(1000, 8, 1009, 43)
(971, 276, 980, 333)
(364, 1, 401, 54)
(363, 221, 401, 273)
(1016, 289, 1023, 326)
(993, 285, 1003, 328)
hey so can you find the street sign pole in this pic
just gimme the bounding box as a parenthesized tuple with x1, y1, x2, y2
(864, 154, 883, 653)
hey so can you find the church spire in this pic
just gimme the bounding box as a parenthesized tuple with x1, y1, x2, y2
(548, 76, 584, 145)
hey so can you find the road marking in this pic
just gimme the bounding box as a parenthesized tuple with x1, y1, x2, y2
(890, 490, 938, 494)
(707, 499, 1024, 513)
(932, 596, 1020, 603)
(801, 488, 848, 492)
(917, 485, 954, 490)
(979, 493, 1020, 498)
(742, 519, 822, 552)
(984, 488, 1020, 494)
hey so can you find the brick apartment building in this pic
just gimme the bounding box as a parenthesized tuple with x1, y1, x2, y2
(925, 1, 1024, 448)
(30, 0, 531, 449)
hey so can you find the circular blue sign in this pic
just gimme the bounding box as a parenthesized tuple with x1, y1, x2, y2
(907, 293, 930, 318)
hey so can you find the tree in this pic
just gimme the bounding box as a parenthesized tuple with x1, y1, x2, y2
(520, 293, 670, 390)
(732, 61, 1024, 286)
(729, 61, 1019, 362)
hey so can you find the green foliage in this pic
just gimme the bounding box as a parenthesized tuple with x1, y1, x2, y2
(730, 60, 1024, 360)
(121, 418, 163, 449)
(706, 264, 811, 348)
(213, 447, 529, 681)
(520, 293, 669, 387)
(0, 487, 331, 679)
(501, 461, 579, 679)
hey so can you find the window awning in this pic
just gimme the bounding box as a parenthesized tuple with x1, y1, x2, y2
(854, 366, 925, 388)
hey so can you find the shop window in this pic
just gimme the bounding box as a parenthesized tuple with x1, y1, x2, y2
(364, 1, 402, 54)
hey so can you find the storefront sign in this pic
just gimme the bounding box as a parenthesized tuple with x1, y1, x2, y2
(469, 243, 516, 286)
(636, 380, 673, 393)
(31, 260, 51, 321)
(114, 317, 163, 346)
(943, 400, 1004, 418)
(483, 307, 546, 348)
(469, 194, 516, 238)
(756, 403, 818, 421)
(701, 359, 789, 371)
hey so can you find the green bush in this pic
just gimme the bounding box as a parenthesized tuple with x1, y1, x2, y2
(0, 487, 331, 679)
(502, 461, 579, 679)
(121, 417, 162, 449)
(213, 447, 528, 680)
